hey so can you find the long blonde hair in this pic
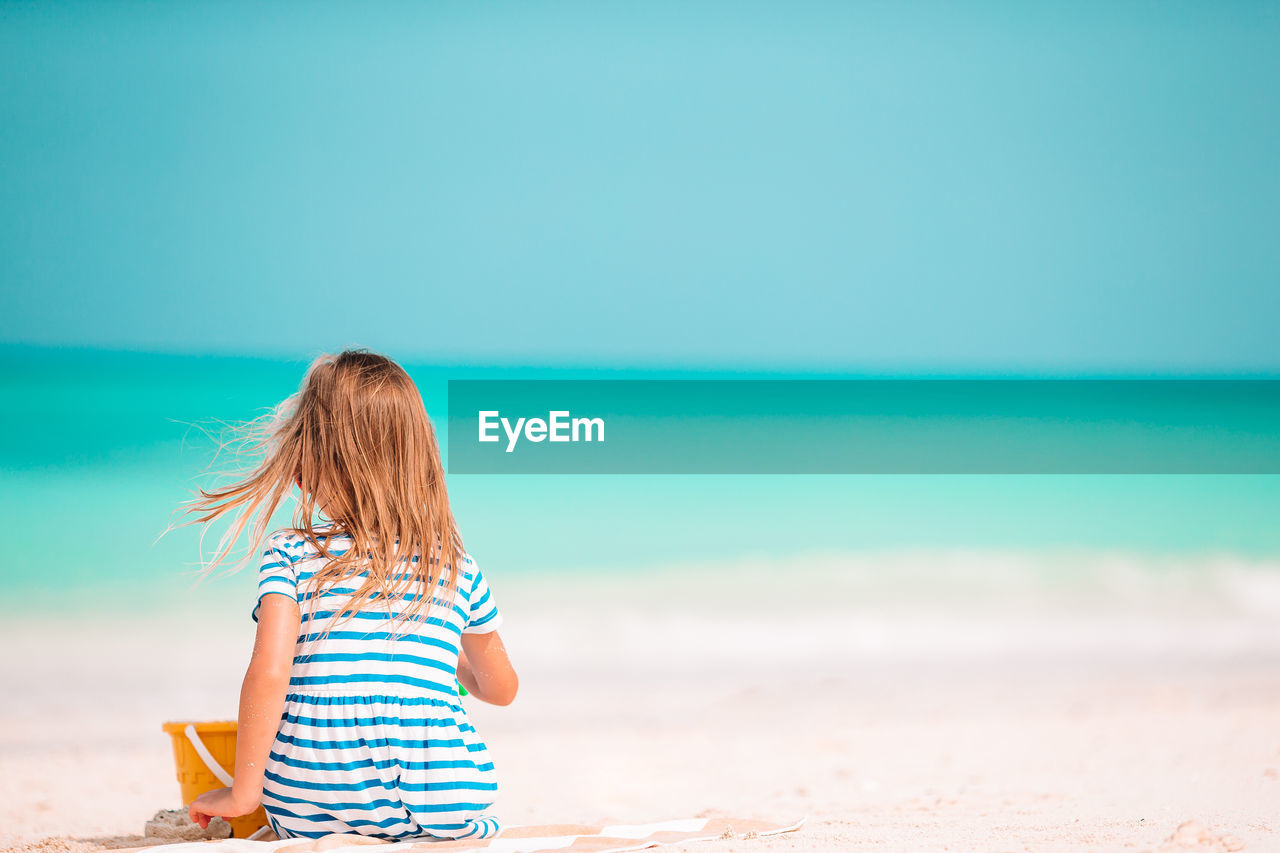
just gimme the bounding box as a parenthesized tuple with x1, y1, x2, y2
(186, 349, 463, 624)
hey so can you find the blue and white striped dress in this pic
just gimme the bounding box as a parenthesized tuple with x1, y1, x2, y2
(252, 528, 504, 841)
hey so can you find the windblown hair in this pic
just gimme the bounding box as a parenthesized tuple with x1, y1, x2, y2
(186, 349, 463, 625)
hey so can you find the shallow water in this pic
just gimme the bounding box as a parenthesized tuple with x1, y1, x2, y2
(3, 346, 1279, 614)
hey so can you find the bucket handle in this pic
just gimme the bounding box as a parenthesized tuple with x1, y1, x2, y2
(184, 724, 235, 787)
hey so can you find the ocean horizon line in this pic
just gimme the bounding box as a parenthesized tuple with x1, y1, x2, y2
(5, 342, 1280, 380)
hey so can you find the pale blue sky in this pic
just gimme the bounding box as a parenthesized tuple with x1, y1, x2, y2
(1, 1, 1277, 371)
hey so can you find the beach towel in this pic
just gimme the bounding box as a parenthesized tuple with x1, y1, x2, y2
(128, 816, 805, 853)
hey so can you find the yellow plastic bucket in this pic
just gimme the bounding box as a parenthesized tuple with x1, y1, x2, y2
(161, 721, 269, 838)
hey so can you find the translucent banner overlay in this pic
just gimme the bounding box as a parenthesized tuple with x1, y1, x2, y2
(446, 380, 1280, 474)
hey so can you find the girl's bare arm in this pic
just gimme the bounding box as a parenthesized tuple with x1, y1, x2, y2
(458, 630, 518, 706)
(190, 594, 299, 827)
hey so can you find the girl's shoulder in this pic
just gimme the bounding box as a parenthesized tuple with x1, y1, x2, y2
(266, 527, 307, 548)
(455, 551, 479, 580)
(262, 527, 343, 564)
(257, 530, 305, 575)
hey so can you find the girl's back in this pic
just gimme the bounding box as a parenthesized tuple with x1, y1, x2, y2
(256, 528, 505, 840)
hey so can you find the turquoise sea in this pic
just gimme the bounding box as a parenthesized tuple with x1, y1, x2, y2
(3, 345, 1279, 613)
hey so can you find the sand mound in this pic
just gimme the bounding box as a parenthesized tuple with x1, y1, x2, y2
(1151, 821, 1246, 852)
(143, 809, 231, 841)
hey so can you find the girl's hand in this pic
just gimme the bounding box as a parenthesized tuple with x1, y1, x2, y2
(189, 786, 258, 829)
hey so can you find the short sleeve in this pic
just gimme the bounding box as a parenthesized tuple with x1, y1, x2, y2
(462, 559, 503, 634)
(251, 532, 298, 623)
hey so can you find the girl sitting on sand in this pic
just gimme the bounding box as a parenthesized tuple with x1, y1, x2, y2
(184, 349, 518, 840)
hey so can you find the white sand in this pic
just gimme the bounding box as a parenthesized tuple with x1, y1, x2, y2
(4, 551, 1279, 852)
